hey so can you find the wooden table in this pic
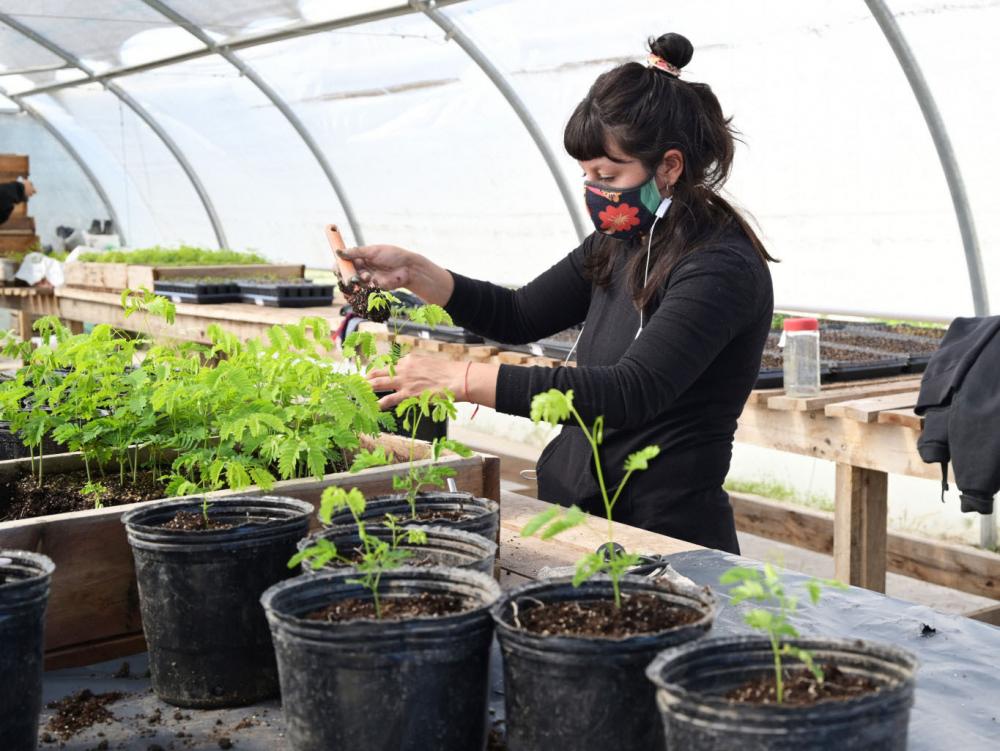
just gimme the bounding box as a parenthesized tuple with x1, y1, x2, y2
(0, 286, 60, 338)
(736, 377, 933, 593)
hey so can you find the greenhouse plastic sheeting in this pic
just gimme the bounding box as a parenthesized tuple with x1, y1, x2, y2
(0, 0, 996, 319)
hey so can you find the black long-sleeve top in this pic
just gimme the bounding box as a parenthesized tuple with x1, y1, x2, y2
(445, 227, 773, 552)
(0, 181, 25, 225)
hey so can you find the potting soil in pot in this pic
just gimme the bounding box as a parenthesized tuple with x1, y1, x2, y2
(516, 592, 704, 638)
(724, 663, 880, 706)
(306, 591, 469, 622)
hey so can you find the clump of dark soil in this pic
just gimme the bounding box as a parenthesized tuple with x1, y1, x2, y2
(45, 689, 124, 739)
(389, 508, 476, 524)
(161, 510, 235, 531)
(307, 592, 469, 623)
(342, 280, 390, 323)
(515, 593, 702, 638)
(1, 469, 166, 522)
(725, 664, 880, 706)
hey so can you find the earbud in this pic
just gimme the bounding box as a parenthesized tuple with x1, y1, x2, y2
(655, 195, 672, 218)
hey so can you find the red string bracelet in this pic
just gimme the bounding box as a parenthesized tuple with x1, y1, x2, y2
(464, 361, 479, 419)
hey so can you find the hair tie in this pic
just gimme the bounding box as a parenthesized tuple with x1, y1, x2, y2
(646, 53, 681, 78)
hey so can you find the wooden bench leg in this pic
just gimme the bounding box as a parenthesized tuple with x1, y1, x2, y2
(16, 310, 33, 340)
(834, 463, 888, 592)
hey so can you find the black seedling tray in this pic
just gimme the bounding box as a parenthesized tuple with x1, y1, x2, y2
(826, 357, 909, 382)
(390, 319, 484, 344)
(236, 279, 334, 308)
(153, 280, 241, 304)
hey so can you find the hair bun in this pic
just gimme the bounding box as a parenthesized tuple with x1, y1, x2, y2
(648, 33, 693, 70)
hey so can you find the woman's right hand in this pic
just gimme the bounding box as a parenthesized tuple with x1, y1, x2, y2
(336, 244, 454, 306)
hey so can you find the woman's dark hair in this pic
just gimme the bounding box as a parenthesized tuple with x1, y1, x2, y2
(564, 32, 776, 313)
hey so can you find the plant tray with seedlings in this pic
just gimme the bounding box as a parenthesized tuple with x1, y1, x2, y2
(152, 279, 241, 304)
(237, 279, 335, 308)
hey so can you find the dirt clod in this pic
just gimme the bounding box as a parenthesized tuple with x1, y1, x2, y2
(342, 280, 390, 323)
(725, 664, 879, 705)
(218, 738, 234, 749)
(45, 689, 124, 740)
(515, 593, 702, 638)
(112, 661, 131, 679)
(307, 592, 468, 623)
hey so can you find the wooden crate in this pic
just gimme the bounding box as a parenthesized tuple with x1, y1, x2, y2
(0, 434, 500, 668)
(0, 154, 29, 177)
(0, 230, 38, 255)
(62, 262, 305, 292)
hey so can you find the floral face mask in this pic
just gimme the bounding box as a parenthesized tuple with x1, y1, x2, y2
(584, 174, 664, 240)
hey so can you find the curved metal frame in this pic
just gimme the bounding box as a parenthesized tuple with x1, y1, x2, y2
(0, 11, 229, 249)
(138, 0, 365, 246)
(415, 0, 588, 241)
(865, 0, 988, 318)
(3, 95, 125, 244)
(864, 0, 994, 548)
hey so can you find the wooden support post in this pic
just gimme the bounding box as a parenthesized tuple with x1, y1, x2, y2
(67, 319, 84, 334)
(16, 310, 32, 340)
(834, 463, 889, 592)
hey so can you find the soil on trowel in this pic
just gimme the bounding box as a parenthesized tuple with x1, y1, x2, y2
(516, 593, 702, 638)
(0, 469, 166, 522)
(161, 510, 235, 531)
(725, 664, 880, 706)
(45, 689, 125, 739)
(342, 280, 390, 323)
(306, 591, 469, 623)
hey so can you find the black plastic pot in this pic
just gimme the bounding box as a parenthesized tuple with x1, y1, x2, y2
(261, 566, 501, 751)
(0, 420, 64, 460)
(122, 495, 313, 708)
(323, 491, 499, 543)
(0, 550, 55, 751)
(298, 523, 497, 576)
(492, 574, 716, 751)
(646, 636, 918, 750)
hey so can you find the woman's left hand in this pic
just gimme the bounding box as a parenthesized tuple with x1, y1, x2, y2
(367, 354, 466, 411)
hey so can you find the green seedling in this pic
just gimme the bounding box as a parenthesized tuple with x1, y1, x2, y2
(343, 296, 454, 378)
(79, 245, 269, 266)
(81, 481, 109, 509)
(720, 563, 847, 704)
(289, 486, 428, 619)
(349, 389, 472, 520)
(520, 389, 660, 607)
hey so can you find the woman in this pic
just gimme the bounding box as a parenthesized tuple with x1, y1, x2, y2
(340, 33, 774, 553)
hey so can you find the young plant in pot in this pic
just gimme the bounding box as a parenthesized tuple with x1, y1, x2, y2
(121, 495, 313, 708)
(261, 486, 501, 751)
(646, 564, 919, 750)
(293, 484, 497, 577)
(327, 387, 500, 542)
(491, 389, 716, 751)
(0, 549, 55, 751)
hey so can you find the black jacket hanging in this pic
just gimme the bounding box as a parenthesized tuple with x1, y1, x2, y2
(914, 316, 1000, 514)
(0, 180, 26, 225)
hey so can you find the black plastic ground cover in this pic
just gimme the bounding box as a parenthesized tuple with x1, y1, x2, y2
(237, 280, 334, 308)
(652, 549, 1000, 750)
(41, 547, 1000, 750)
(153, 280, 241, 304)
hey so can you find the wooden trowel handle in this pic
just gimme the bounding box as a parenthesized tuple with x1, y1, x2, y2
(325, 224, 357, 283)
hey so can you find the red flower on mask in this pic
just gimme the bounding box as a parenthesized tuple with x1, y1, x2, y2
(598, 203, 640, 233)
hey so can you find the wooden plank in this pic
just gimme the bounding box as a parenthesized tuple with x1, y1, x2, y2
(16, 310, 32, 340)
(498, 491, 699, 580)
(834, 463, 888, 592)
(824, 391, 920, 423)
(0, 232, 38, 254)
(731, 491, 1000, 601)
(140, 263, 304, 289)
(467, 345, 498, 362)
(878, 408, 924, 430)
(964, 603, 1000, 626)
(45, 633, 148, 671)
(1, 216, 35, 232)
(0, 154, 29, 175)
(497, 351, 530, 365)
(767, 378, 922, 412)
(63, 262, 129, 291)
(526, 356, 560, 368)
(736, 403, 938, 480)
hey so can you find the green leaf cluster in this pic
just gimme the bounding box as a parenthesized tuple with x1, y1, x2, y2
(289, 486, 428, 619)
(521, 389, 660, 607)
(77, 245, 269, 265)
(720, 563, 847, 703)
(0, 293, 386, 505)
